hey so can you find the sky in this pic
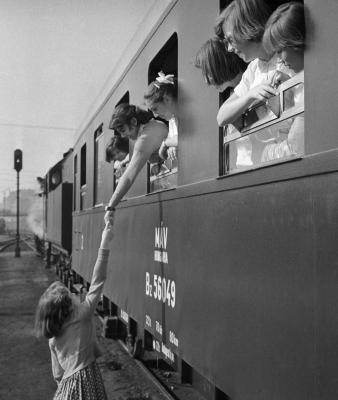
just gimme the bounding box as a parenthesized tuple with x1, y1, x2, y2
(0, 0, 166, 198)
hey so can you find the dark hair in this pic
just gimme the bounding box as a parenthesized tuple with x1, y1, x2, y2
(144, 75, 177, 106)
(35, 281, 73, 339)
(263, 2, 305, 54)
(217, 0, 273, 43)
(106, 135, 129, 162)
(109, 103, 153, 133)
(194, 37, 246, 86)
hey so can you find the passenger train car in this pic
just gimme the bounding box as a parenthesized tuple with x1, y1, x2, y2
(42, 1, 338, 399)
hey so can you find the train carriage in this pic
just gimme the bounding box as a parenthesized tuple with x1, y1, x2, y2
(44, 149, 73, 269)
(43, 0, 338, 399)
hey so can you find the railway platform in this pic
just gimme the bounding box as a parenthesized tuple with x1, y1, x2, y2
(0, 249, 173, 400)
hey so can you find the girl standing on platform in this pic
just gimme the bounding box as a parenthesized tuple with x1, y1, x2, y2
(35, 224, 113, 400)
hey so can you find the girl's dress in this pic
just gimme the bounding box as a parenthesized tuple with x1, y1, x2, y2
(233, 54, 292, 165)
(49, 248, 110, 400)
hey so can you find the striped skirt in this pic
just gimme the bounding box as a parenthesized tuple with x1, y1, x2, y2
(54, 361, 107, 400)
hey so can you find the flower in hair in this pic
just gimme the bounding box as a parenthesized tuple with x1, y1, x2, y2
(155, 71, 175, 86)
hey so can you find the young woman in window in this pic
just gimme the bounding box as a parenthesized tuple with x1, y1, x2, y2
(104, 104, 168, 225)
(144, 72, 178, 161)
(260, 1, 305, 160)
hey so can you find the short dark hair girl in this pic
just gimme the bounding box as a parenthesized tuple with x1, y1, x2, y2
(194, 37, 247, 86)
(35, 281, 73, 339)
(109, 103, 153, 133)
(105, 135, 129, 162)
(263, 2, 305, 54)
(144, 72, 177, 106)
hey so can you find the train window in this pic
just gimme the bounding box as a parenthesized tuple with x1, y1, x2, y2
(115, 91, 129, 108)
(112, 92, 130, 190)
(73, 154, 77, 211)
(219, 0, 232, 11)
(221, 71, 304, 174)
(93, 124, 105, 206)
(147, 33, 178, 193)
(48, 164, 62, 191)
(80, 143, 87, 210)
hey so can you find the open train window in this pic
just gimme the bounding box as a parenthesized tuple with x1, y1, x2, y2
(48, 163, 62, 191)
(112, 92, 130, 190)
(147, 33, 178, 193)
(80, 143, 86, 210)
(219, 0, 232, 11)
(94, 124, 105, 206)
(115, 91, 129, 108)
(73, 154, 77, 211)
(221, 72, 304, 174)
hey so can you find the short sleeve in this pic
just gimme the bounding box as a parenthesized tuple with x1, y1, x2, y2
(49, 341, 64, 383)
(234, 60, 258, 98)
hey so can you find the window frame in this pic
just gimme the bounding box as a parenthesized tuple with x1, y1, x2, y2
(147, 32, 178, 194)
(93, 124, 104, 206)
(221, 71, 304, 176)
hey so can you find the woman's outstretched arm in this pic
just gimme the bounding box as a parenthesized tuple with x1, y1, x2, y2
(85, 224, 113, 312)
(104, 120, 167, 224)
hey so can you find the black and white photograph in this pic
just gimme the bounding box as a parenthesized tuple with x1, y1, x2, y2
(0, 1, 335, 399)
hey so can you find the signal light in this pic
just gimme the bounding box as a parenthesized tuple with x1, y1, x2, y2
(14, 149, 23, 172)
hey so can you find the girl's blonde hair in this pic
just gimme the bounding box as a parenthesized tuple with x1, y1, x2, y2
(216, 0, 273, 44)
(263, 2, 305, 54)
(35, 281, 73, 339)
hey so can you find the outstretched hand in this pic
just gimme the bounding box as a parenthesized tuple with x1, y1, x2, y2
(104, 210, 115, 226)
(100, 222, 114, 249)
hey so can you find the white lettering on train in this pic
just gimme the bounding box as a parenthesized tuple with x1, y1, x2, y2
(154, 222, 168, 249)
(154, 222, 168, 263)
(161, 343, 175, 363)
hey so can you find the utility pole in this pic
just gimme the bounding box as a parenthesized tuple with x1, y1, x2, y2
(14, 149, 22, 257)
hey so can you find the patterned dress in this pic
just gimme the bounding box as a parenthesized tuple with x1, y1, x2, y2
(53, 361, 107, 400)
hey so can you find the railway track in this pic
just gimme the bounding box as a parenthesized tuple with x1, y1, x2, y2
(0, 236, 36, 253)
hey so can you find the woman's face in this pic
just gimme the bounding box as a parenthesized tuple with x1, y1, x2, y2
(111, 149, 128, 162)
(148, 94, 176, 121)
(224, 32, 261, 63)
(279, 48, 304, 74)
(117, 122, 138, 140)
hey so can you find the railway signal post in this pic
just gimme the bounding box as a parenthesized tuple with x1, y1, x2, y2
(14, 149, 22, 257)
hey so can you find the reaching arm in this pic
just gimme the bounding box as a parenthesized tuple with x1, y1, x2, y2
(217, 84, 277, 127)
(104, 121, 167, 224)
(106, 148, 152, 209)
(85, 225, 113, 312)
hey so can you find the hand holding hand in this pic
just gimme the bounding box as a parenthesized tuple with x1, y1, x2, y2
(100, 222, 114, 249)
(104, 209, 115, 226)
